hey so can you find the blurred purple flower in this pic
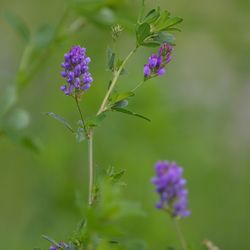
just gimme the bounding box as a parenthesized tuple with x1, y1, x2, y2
(152, 161, 190, 218)
(49, 242, 69, 250)
(60, 45, 93, 96)
(143, 43, 173, 79)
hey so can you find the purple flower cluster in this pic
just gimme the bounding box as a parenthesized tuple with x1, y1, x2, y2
(143, 43, 173, 78)
(60, 45, 93, 96)
(152, 161, 190, 218)
(50, 242, 68, 250)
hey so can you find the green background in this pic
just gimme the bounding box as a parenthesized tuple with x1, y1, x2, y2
(0, 0, 249, 249)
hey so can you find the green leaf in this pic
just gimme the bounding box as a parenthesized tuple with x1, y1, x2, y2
(153, 10, 170, 31)
(45, 112, 74, 133)
(112, 99, 128, 108)
(153, 31, 176, 45)
(142, 40, 161, 47)
(136, 22, 151, 45)
(4, 11, 30, 42)
(20, 136, 41, 153)
(142, 8, 160, 24)
(75, 127, 85, 143)
(116, 58, 126, 75)
(106, 166, 125, 182)
(112, 108, 150, 122)
(0, 85, 17, 118)
(42, 235, 58, 246)
(164, 17, 183, 29)
(109, 91, 135, 106)
(4, 108, 30, 130)
(107, 47, 115, 71)
(85, 113, 107, 128)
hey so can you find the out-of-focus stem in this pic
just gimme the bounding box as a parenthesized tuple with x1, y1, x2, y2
(173, 218, 188, 250)
(88, 131, 93, 206)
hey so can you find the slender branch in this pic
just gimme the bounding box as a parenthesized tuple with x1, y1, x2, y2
(87, 46, 139, 206)
(74, 96, 93, 206)
(172, 218, 188, 250)
(88, 131, 94, 206)
(74, 96, 87, 135)
(131, 79, 145, 92)
(97, 47, 137, 115)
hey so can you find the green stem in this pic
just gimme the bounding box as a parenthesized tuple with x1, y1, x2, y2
(88, 131, 94, 206)
(173, 218, 188, 250)
(97, 47, 137, 115)
(75, 96, 87, 136)
(74, 96, 93, 206)
(87, 46, 139, 206)
(131, 79, 145, 92)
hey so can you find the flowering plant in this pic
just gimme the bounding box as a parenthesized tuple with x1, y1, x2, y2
(44, 1, 190, 249)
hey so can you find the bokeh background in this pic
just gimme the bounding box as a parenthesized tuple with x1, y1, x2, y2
(0, 0, 250, 249)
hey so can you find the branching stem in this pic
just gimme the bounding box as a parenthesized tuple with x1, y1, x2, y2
(97, 47, 137, 115)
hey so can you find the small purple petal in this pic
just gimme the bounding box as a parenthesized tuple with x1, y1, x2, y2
(157, 68, 166, 76)
(144, 64, 151, 77)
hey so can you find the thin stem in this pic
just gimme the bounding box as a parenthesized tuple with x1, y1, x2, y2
(75, 96, 87, 135)
(97, 47, 137, 115)
(88, 46, 139, 206)
(131, 80, 145, 92)
(172, 218, 188, 250)
(88, 131, 94, 206)
(74, 96, 93, 206)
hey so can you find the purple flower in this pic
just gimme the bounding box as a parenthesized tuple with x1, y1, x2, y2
(60, 45, 93, 96)
(49, 242, 69, 250)
(144, 64, 151, 77)
(151, 161, 190, 218)
(143, 43, 173, 79)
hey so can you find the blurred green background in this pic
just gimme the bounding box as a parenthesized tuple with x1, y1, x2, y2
(0, 0, 250, 249)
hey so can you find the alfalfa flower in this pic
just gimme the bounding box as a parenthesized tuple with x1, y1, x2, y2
(152, 161, 190, 218)
(143, 43, 173, 79)
(60, 45, 93, 96)
(49, 242, 68, 250)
